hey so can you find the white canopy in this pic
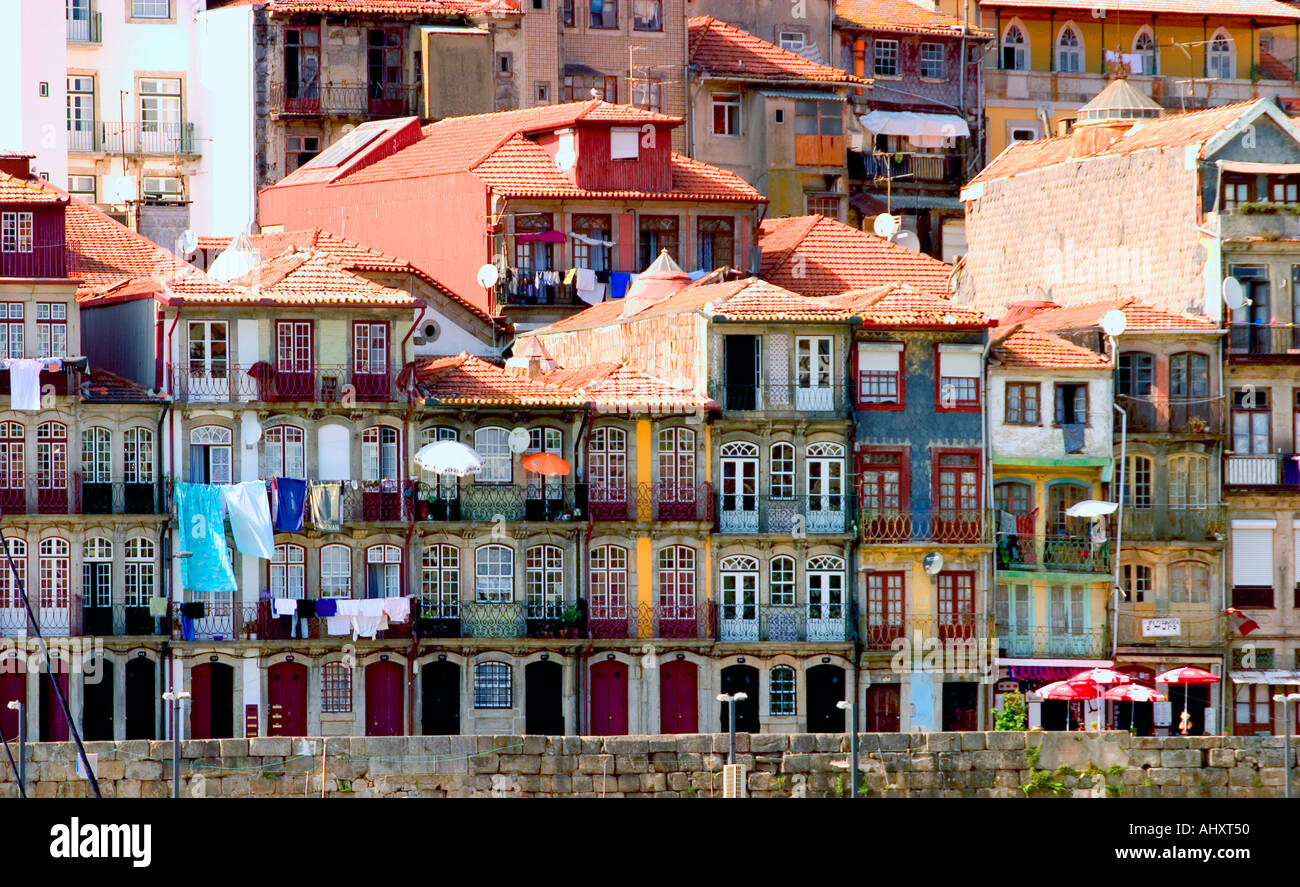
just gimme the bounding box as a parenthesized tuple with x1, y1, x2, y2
(1065, 500, 1118, 518)
(413, 440, 482, 477)
(859, 111, 970, 149)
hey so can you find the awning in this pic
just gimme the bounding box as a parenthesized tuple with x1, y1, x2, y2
(1216, 160, 1300, 175)
(859, 110, 970, 148)
(999, 659, 1113, 683)
(1228, 669, 1300, 685)
(758, 90, 847, 102)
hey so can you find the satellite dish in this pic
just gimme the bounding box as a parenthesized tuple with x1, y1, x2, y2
(174, 228, 198, 257)
(890, 230, 921, 252)
(476, 263, 500, 288)
(873, 213, 900, 238)
(1222, 276, 1246, 311)
(923, 552, 944, 576)
(1101, 309, 1127, 338)
(508, 426, 531, 454)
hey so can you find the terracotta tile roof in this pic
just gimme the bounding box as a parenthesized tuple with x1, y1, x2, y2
(978, 0, 1300, 22)
(837, 0, 991, 36)
(0, 171, 67, 204)
(165, 247, 423, 307)
(467, 133, 765, 202)
(830, 285, 991, 327)
(66, 199, 194, 300)
(80, 368, 164, 403)
(688, 16, 869, 84)
(412, 353, 588, 405)
(1259, 50, 1295, 81)
(245, 0, 475, 14)
(538, 362, 718, 409)
(1018, 299, 1217, 333)
(757, 214, 954, 297)
(990, 325, 1111, 369)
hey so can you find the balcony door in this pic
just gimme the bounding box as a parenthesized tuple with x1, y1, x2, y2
(656, 427, 696, 519)
(795, 336, 833, 411)
(1169, 352, 1210, 430)
(723, 335, 760, 410)
(805, 442, 845, 533)
(367, 28, 404, 114)
(353, 321, 389, 400)
(718, 556, 758, 641)
(274, 320, 313, 400)
(719, 442, 758, 532)
(806, 555, 846, 641)
(284, 27, 321, 111)
(38, 537, 70, 637)
(587, 426, 627, 518)
(139, 78, 182, 154)
(186, 321, 229, 401)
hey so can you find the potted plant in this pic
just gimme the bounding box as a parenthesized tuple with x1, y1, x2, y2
(562, 605, 580, 639)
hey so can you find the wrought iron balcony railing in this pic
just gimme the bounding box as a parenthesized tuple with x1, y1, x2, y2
(1224, 453, 1298, 488)
(172, 363, 406, 404)
(413, 482, 586, 523)
(860, 509, 990, 544)
(1227, 322, 1300, 358)
(859, 614, 996, 652)
(1111, 505, 1226, 543)
(269, 82, 419, 118)
(996, 628, 1109, 659)
(717, 603, 852, 643)
(68, 122, 198, 156)
(996, 533, 1111, 574)
(718, 383, 849, 414)
(81, 603, 169, 637)
(1115, 612, 1226, 648)
(66, 8, 102, 43)
(412, 601, 717, 641)
(1115, 394, 1223, 434)
(0, 475, 168, 516)
(585, 481, 715, 522)
(717, 494, 850, 534)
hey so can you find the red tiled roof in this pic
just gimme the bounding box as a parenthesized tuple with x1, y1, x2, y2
(830, 285, 990, 327)
(837, 0, 991, 36)
(977, 0, 1300, 23)
(1019, 299, 1217, 333)
(758, 214, 954, 297)
(539, 362, 717, 409)
(413, 353, 588, 405)
(1259, 50, 1295, 81)
(66, 199, 194, 300)
(165, 247, 423, 307)
(218, 0, 476, 14)
(688, 16, 869, 84)
(990, 325, 1110, 369)
(0, 171, 67, 204)
(81, 368, 164, 403)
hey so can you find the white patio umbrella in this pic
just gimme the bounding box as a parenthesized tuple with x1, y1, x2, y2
(1064, 500, 1119, 518)
(413, 440, 483, 477)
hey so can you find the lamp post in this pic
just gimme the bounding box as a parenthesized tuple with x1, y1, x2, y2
(161, 690, 191, 799)
(716, 692, 748, 764)
(6, 700, 23, 798)
(1271, 691, 1300, 798)
(837, 698, 859, 799)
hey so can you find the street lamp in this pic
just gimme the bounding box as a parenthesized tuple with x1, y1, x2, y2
(5, 700, 23, 798)
(837, 698, 859, 799)
(1272, 691, 1300, 798)
(716, 692, 748, 764)
(161, 690, 191, 799)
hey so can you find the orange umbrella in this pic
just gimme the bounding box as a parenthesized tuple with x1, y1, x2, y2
(521, 452, 571, 476)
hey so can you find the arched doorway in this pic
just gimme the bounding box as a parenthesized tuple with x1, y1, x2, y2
(124, 657, 157, 740)
(659, 659, 697, 733)
(82, 659, 114, 741)
(39, 669, 70, 742)
(524, 660, 563, 735)
(421, 660, 461, 735)
(806, 664, 846, 732)
(718, 664, 759, 732)
(190, 662, 235, 739)
(589, 660, 628, 735)
(365, 660, 404, 736)
(267, 662, 308, 736)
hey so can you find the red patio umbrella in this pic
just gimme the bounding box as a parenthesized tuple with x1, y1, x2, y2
(521, 452, 571, 476)
(1155, 666, 1219, 685)
(1068, 667, 1131, 686)
(1103, 684, 1167, 703)
(1036, 680, 1099, 731)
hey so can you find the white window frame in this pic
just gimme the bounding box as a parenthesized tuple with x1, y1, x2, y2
(1056, 24, 1083, 73)
(320, 543, 353, 599)
(475, 426, 511, 484)
(475, 544, 514, 603)
(421, 544, 460, 617)
(711, 93, 741, 137)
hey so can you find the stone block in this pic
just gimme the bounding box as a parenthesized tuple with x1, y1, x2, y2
(606, 738, 649, 756)
(783, 754, 810, 773)
(790, 734, 817, 753)
(615, 755, 648, 774)
(500, 755, 541, 775)
(750, 734, 786, 753)
(577, 754, 613, 774)
(879, 733, 911, 751)
(125, 760, 163, 781)
(1208, 748, 1235, 768)
(926, 733, 958, 752)
(1160, 749, 1201, 768)
(219, 739, 249, 758)
(469, 754, 499, 774)
(987, 732, 1025, 750)
(677, 735, 710, 753)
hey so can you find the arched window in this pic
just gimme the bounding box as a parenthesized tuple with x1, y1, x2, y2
(37, 422, 67, 494)
(320, 544, 352, 599)
(1132, 27, 1156, 74)
(0, 538, 26, 611)
(1207, 29, 1234, 79)
(720, 441, 759, 457)
(526, 544, 564, 618)
(589, 544, 628, 619)
(475, 544, 513, 602)
(474, 426, 511, 483)
(589, 426, 627, 498)
(190, 425, 232, 484)
(994, 480, 1033, 516)
(271, 543, 305, 599)
(81, 427, 111, 484)
(526, 427, 562, 502)
(806, 442, 846, 531)
(83, 537, 113, 608)
(770, 555, 796, 606)
(658, 426, 695, 501)
(124, 427, 154, 484)
(419, 426, 458, 492)
(770, 665, 796, 716)
(366, 544, 402, 598)
(473, 661, 512, 709)
(657, 545, 696, 620)
(264, 425, 305, 479)
(421, 544, 459, 617)
(1168, 454, 1209, 508)
(1056, 24, 1082, 73)
(361, 425, 398, 482)
(124, 537, 156, 607)
(806, 555, 845, 638)
(1048, 482, 1089, 536)
(38, 537, 70, 623)
(1169, 352, 1211, 430)
(770, 442, 795, 499)
(1124, 455, 1153, 509)
(1002, 22, 1028, 71)
(1170, 561, 1210, 604)
(0, 422, 24, 505)
(321, 661, 353, 713)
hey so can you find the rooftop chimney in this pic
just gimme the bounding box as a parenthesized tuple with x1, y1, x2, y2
(0, 152, 34, 180)
(1069, 77, 1163, 158)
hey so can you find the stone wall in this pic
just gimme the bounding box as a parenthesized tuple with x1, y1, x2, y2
(2, 732, 1295, 798)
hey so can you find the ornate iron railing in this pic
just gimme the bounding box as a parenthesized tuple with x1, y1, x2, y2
(717, 604, 852, 643)
(996, 628, 1108, 659)
(1113, 505, 1226, 543)
(718, 383, 849, 413)
(860, 509, 990, 544)
(1116, 394, 1222, 434)
(717, 494, 851, 534)
(171, 363, 408, 404)
(1115, 612, 1226, 648)
(997, 534, 1111, 574)
(269, 82, 419, 118)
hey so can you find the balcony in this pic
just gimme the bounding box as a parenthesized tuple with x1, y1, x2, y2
(860, 509, 990, 545)
(860, 614, 996, 652)
(68, 122, 197, 156)
(1116, 394, 1222, 435)
(1112, 505, 1226, 543)
(1115, 612, 1225, 648)
(413, 483, 587, 523)
(413, 601, 716, 641)
(268, 82, 419, 118)
(720, 383, 849, 414)
(985, 68, 1295, 112)
(1224, 453, 1297, 490)
(717, 603, 851, 643)
(996, 628, 1108, 660)
(172, 363, 405, 404)
(0, 476, 168, 516)
(859, 150, 962, 185)
(80, 478, 170, 515)
(80, 604, 169, 637)
(995, 534, 1111, 575)
(717, 494, 850, 535)
(66, 8, 102, 43)
(1226, 323, 1300, 361)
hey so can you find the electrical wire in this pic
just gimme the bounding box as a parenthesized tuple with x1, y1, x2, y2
(0, 718, 26, 798)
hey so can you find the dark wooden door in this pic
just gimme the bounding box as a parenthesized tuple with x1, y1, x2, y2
(589, 660, 628, 735)
(124, 657, 156, 740)
(806, 664, 846, 733)
(719, 665, 759, 732)
(524, 660, 562, 735)
(81, 660, 114, 741)
(422, 661, 461, 735)
(267, 662, 307, 736)
(942, 681, 979, 731)
(659, 660, 697, 733)
(0, 670, 25, 738)
(365, 660, 404, 736)
(39, 670, 69, 742)
(864, 683, 900, 732)
(190, 662, 234, 739)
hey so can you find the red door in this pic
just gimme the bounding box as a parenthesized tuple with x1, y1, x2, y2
(39, 670, 69, 741)
(935, 450, 981, 542)
(590, 660, 628, 735)
(659, 660, 697, 733)
(0, 670, 25, 737)
(864, 684, 901, 732)
(190, 663, 212, 740)
(365, 661, 404, 736)
(268, 662, 308, 736)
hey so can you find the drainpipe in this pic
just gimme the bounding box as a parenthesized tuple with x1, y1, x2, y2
(981, 328, 995, 729)
(576, 402, 595, 736)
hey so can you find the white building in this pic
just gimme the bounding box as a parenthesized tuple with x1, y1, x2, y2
(0, 0, 69, 186)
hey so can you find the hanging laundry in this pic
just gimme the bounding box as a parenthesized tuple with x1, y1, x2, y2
(1062, 422, 1086, 455)
(563, 267, 578, 285)
(570, 232, 616, 248)
(273, 477, 307, 532)
(309, 481, 343, 532)
(314, 597, 338, 618)
(609, 272, 633, 300)
(272, 598, 297, 617)
(2, 358, 54, 411)
(381, 596, 411, 624)
(180, 615, 196, 642)
(296, 598, 316, 618)
(173, 483, 238, 593)
(325, 616, 352, 637)
(148, 597, 169, 618)
(221, 481, 275, 560)
(575, 268, 597, 294)
(179, 601, 206, 619)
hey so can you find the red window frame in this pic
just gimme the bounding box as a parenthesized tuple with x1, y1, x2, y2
(275, 320, 313, 374)
(933, 448, 981, 542)
(933, 344, 981, 413)
(854, 343, 905, 411)
(864, 571, 905, 648)
(937, 570, 975, 640)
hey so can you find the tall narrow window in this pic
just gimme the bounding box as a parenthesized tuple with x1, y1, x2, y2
(320, 544, 353, 599)
(696, 217, 734, 270)
(1207, 30, 1234, 79)
(123, 427, 154, 484)
(639, 215, 679, 269)
(0, 304, 22, 359)
(82, 538, 113, 609)
(36, 303, 67, 358)
(474, 662, 512, 708)
(588, 544, 628, 621)
(264, 425, 305, 479)
(270, 543, 305, 600)
(81, 427, 111, 484)
(67, 76, 96, 151)
(1002, 23, 1028, 70)
(770, 666, 795, 716)
(769, 555, 796, 607)
(421, 545, 460, 617)
(474, 426, 511, 483)
(526, 545, 564, 619)
(361, 426, 398, 483)
(138, 77, 182, 153)
(657, 545, 695, 624)
(124, 537, 155, 607)
(475, 544, 513, 603)
(770, 442, 795, 499)
(366, 544, 402, 599)
(1056, 25, 1083, 73)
